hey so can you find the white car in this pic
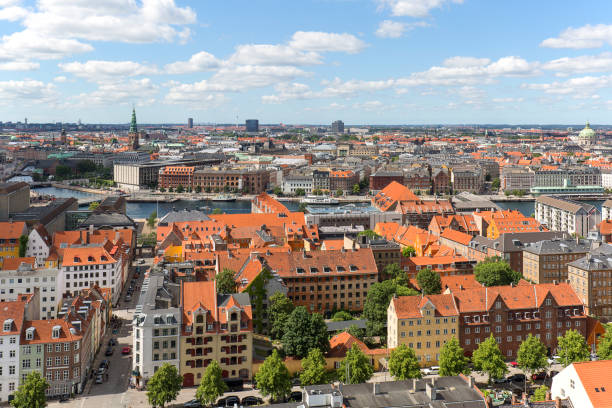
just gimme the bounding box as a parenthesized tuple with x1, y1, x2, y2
(422, 366, 440, 375)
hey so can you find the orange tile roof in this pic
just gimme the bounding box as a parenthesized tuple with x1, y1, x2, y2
(0, 221, 26, 240)
(440, 228, 473, 245)
(600, 220, 612, 235)
(409, 254, 469, 266)
(61, 246, 117, 267)
(572, 360, 612, 408)
(22, 319, 83, 344)
(392, 294, 458, 318)
(1, 257, 35, 271)
(0, 300, 26, 335)
(410, 274, 483, 292)
(321, 239, 345, 250)
(373, 181, 419, 211)
(182, 281, 217, 326)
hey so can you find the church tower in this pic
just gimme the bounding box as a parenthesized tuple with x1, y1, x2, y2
(129, 108, 139, 150)
(60, 128, 67, 145)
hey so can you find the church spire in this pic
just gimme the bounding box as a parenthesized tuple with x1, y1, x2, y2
(129, 107, 137, 133)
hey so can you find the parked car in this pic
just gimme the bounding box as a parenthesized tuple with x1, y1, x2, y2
(105, 347, 114, 356)
(241, 396, 263, 406)
(532, 372, 546, 381)
(508, 374, 526, 383)
(100, 359, 110, 369)
(225, 396, 240, 407)
(138, 259, 145, 264)
(493, 377, 509, 384)
(122, 347, 131, 355)
(59, 394, 70, 403)
(183, 399, 203, 408)
(288, 391, 303, 403)
(97, 367, 106, 375)
(509, 361, 518, 368)
(95, 375, 104, 384)
(108, 338, 116, 347)
(422, 366, 440, 375)
(125, 294, 132, 302)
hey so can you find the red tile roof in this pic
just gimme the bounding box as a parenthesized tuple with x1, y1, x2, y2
(391, 294, 459, 319)
(572, 360, 612, 408)
(440, 228, 473, 245)
(1, 257, 35, 271)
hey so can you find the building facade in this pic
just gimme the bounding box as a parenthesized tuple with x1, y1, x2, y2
(158, 166, 195, 190)
(523, 239, 592, 284)
(535, 196, 601, 238)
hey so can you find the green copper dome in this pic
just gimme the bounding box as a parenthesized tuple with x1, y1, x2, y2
(579, 122, 595, 140)
(129, 108, 137, 133)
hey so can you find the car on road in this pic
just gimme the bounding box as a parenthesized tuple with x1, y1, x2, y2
(138, 259, 145, 264)
(104, 347, 114, 356)
(532, 372, 546, 381)
(241, 396, 263, 406)
(97, 367, 106, 375)
(225, 396, 240, 407)
(108, 338, 116, 347)
(59, 394, 70, 403)
(125, 294, 132, 302)
(508, 374, 526, 383)
(422, 366, 440, 375)
(183, 399, 203, 408)
(122, 346, 131, 355)
(95, 375, 104, 384)
(100, 359, 110, 369)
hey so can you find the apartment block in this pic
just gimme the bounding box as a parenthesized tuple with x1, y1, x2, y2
(523, 238, 593, 284)
(158, 166, 195, 189)
(535, 196, 601, 238)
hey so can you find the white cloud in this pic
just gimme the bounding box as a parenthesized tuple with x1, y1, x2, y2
(321, 77, 395, 97)
(376, 20, 406, 38)
(72, 78, 159, 106)
(541, 24, 612, 49)
(262, 82, 317, 104)
(289, 31, 366, 54)
(352, 100, 384, 110)
(228, 44, 322, 66)
(59, 60, 158, 81)
(164, 51, 220, 74)
(543, 52, 612, 76)
(0, 79, 57, 105)
(377, 0, 463, 17)
(53, 76, 68, 82)
(522, 75, 612, 98)
(0, 61, 39, 70)
(492, 97, 524, 103)
(0, 5, 27, 21)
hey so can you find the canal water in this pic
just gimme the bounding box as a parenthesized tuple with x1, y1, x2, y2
(33, 187, 606, 219)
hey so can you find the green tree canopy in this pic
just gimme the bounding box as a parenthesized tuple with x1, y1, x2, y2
(147, 211, 157, 228)
(382, 263, 404, 281)
(491, 178, 501, 190)
(532, 385, 550, 402)
(11, 371, 48, 408)
(401, 246, 416, 257)
(255, 350, 292, 402)
(176, 185, 184, 193)
(472, 335, 507, 383)
(282, 306, 330, 358)
(352, 184, 360, 194)
(300, 348, 327, 386)
(557, 329, 590, 367)
(335, 189, 343, 197)
(18, 235, 28, 258)
(357, 229, 381, 240)
(597, 325, 612, 360)
(395, 285, 419, 296)
(269, 292, 294, 340)
(416, 268, 442, 295)
(346, 324, 366, 341)
(195, 185, 202, 193)
(215, 268, 237, 294)
(439, 337, 470, 376)
(196, 360, 228, 406)
(55, 164, 72, 179)
(389, 344, 422, 380)
(88, 201, 100, 211)
(273, 186, 282, 196)
(517, 334, 549, 391)
(146, 363, 183, 408)
(295, 188, 306, 196)
(332, 311, 353, 322)
(364, 280, 417, 339)
(337, 344, 373, 384)
(473, 256, 521, 287)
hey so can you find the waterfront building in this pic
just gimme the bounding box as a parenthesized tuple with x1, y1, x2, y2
(500, 166, 534, 192)
(193, 167, 271, 194)
(0, 183, 30, 220)
(180, 281, 253, 386)
(251, 192, 289, 214)
(158, 166, 195, 190)
(132, 273, 181, 382)
(531, 166, 601, 191)
(387, 294, 459, 367)
(403, 167, 431, 192)
(432, 167, 451, 195)
(0, 221, 27, 269)
(282, 175, 313, 195)
(451, 165, 484, 193)
(523, 238, 593, 284)
(369, 171, 404, 192)
(329, 170, 359, 193)
(535, 196, 601, 238)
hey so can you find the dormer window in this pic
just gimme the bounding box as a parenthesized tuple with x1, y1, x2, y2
(101, 256, 108, 261)
(73, 257, 80, 263)
(310, 267, 319, 274)
(26, 327, 35, 340)
(88, 256, 94, 262)
(336, 266, 345, 273)
(52, 325, 61, 339)
(296, 268, 305, 274)
(349, 265, 358, 272)
(3, 319, 13, 332)
(323, 267, 332, 273)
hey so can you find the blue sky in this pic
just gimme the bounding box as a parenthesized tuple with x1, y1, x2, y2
(0, 0, 612, 124)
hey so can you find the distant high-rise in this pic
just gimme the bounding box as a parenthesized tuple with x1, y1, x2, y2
(331, 120, 344, 134)
(187, 118, 193, 129)
(245, 119, 259, 132)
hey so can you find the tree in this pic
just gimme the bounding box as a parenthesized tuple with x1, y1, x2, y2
(597, 325, 612, 360)
(300, 348, 327, 386)
(332, 311, 353, 321)
(215, 268, 236, 294)
(168, 187, 174, 193)
(352, 184, 360, 194)
(363, 280, 398, 339)
(212, 208, 223, 214)
(517, 334, 548, 393)
(18, 235, 28, 258)
(472, 335, 507, 383)
(295, 188, 306, 196)
(255, 350, 291, 402)
(176, 185, 184, 193)
(11, 371, 48, 408)
(357, 229, 380, 240)
(146, 363, 183, 408)
(401, 246, 416, 257)
(282, 307, 330, 358)
(491, 178, 501, 190)
(335, 189, 343, 197)
(337, 344, 373, 384)
(439, 337, 470, 376)
(346, 324, 365, 341)
(389, 344, 421, 380)
(416, 268, 442, 295)
(396, 285, 419, 296)
(147, 211, 157, 229)
(88, 201, 100, 211)
(159, 187, 166, 192)
(195, 185, 202, 193)
(273, 186, 282, 196)
(196, 360, 228, 406)
(532, 385, 550, 402)
(557, 329, 590, 367)
(55, 165, 72, 179)
(269, 292, 294, 340)
(473, 256, 521, 287)
(382, 263, 404, 281)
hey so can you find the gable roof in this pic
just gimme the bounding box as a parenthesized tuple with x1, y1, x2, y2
(391, 294, 459, 319)
(572, 360, 612, 408)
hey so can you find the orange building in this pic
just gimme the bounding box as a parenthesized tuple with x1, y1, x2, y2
(158, 166, 195, 189)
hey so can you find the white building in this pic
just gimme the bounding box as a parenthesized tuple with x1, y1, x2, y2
(0, 302, 27, 403)
(601, 170, 612, 190)
(535, 195, 601, 238)
(25, 225, 52, 269)
(59, 246, 124, 304)
(132, 273, 181, 382)
(0, 265, 60, 320)
(551, 360, 612, 408)
(602, 199, 612, 221)
(282, 175, 313, 195)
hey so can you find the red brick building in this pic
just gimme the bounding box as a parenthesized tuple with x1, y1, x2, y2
(158, 166, 195, 189)
(369, 171, 404, 191)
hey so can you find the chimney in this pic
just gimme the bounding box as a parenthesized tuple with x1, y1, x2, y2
(546, 391, 551, 401)
(425, 382, 437, 401)
(412, 378, 418, 393)
(372, 382, 379, 395)
(468, 376, 474, 388)
(555, 397, 561, 408)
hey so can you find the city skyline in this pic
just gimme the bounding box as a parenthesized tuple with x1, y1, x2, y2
(0, 0, 611, 124)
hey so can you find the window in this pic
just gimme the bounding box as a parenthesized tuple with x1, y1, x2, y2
(46, 358, 52, 367)
(9, 366, 15, 375)
(9, 350, 15, 358)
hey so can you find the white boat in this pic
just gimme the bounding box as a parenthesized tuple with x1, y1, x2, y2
(301, 195, 339, 205)
(211, 194, 237, 202)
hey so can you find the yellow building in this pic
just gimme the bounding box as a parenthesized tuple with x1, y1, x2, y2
(0, 221, 27, 268)
(180, 281, 253, 387)
(387, 294, 459, 367)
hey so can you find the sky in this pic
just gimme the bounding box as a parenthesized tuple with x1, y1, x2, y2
(1, 0, 612, 125)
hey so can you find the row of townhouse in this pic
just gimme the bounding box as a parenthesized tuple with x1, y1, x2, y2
(132, 272, 253, 388)
(282, 169, 360, 195)
(387, 281, 597, 367)
(0, 286, 109, 402)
